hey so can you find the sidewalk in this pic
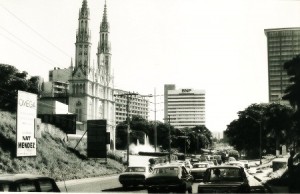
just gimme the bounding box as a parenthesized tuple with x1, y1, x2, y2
(251, 156, 289, 193)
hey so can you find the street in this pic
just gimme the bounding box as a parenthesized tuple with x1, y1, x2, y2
(57, 170, 266, 193)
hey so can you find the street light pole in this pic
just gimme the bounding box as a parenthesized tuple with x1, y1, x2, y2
(154, 88, 157, 152)
(259, 121, 262, 165)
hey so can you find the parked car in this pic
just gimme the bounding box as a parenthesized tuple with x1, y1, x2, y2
(197, 166, 251, 193)
(0, 174, 60, 192)
(190, 162, 211, 181)
(118, 166, 152, 188)
(145, 164, 193, 193)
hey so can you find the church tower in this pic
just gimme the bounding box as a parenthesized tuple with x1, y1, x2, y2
(69, 0, 115, 150)
(96, 1, 115, 150)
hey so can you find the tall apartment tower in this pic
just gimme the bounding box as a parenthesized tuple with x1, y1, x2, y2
(164, 84, 206, 129)
(68, 0, 115, 150)
(265, 28, 300, 104)
(114, 89, 150, 125)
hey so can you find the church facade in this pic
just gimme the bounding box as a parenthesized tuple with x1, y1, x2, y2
(68, 0, 115, 150)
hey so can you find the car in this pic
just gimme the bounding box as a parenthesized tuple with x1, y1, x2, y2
(210, 159, 218, 166)
(190, 158, 200, 165)
(190, 162, 211, 181)
(0, 174, 60, 192)
(228, 161, 245, 167)
(145, 164, 193, 193)
(197, 166, 251, 193)
(118, 166, 152, 188)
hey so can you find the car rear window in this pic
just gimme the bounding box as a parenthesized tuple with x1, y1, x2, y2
(207, 168, 242, 182)
(125, 167, 146, 172)
(17, 181, 37, 192)
(37, 179, 57, 192)
(193, 164, 207, 168)
(153, 167, 179, 174)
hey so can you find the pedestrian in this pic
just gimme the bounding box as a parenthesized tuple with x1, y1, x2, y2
(288, 150, 295, 193)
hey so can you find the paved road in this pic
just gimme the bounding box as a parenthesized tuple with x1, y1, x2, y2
(57, 172, 265, 193)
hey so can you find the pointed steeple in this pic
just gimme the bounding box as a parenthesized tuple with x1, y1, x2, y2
(100, 0, 109, 32)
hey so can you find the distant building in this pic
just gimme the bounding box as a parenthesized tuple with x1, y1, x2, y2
(212, 132, 223, 140)
(42, 67, 72, 98)
(265, 27, 300, 104)
(114, 89, 150, 125)
(164, 84, 205, 129)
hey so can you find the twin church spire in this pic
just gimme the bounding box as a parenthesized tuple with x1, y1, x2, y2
(73, 0, 111, 77)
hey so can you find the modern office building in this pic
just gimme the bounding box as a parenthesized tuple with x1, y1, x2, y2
(164, 84, 205, 129)
(265, 27, 300, 104)
(114, 89, 150, 125)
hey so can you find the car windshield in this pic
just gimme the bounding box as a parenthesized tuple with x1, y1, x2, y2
(153, 167, 179, 175)
(206, 168, 243, 182)
(125, 167, 146, 172)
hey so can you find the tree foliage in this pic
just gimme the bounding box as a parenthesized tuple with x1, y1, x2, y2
(115, 115, 213, 153)
(0, 64, 41, 112)
(283, 55, 300, 144)
(225, 103, 295, 158)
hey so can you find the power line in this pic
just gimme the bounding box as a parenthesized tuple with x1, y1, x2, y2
(0, 25, 58, 67)
(0, 4, 72, 59)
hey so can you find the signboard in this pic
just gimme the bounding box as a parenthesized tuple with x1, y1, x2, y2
(37, 114, 76, 134)
(87, 120, 107, 158)
(16, 90, 37, 157)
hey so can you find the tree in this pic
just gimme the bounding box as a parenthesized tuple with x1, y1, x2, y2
(0, 64, 41, 112)
(225, 103, 295, 158)
(283, 55, 300, 147)
(264, 103, 294, 154)
(225, 103, 267, 158)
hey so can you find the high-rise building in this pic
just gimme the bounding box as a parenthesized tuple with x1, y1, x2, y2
(164, 84, 205, 129)
(68, 0, 115, 149)
(114, 89, 150, 125)
(265, 28, 300, 104)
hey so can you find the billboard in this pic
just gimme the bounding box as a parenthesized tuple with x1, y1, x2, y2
(16, 90, 37, 157)
(87, 120, 107, 158)
(37, 114, 76, 134)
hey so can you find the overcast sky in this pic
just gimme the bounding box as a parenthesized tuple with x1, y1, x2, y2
(1, 0, 300, 133)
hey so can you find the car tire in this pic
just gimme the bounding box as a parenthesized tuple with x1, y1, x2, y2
(122, 184, 129, 189)
(188, 187, 192, 193)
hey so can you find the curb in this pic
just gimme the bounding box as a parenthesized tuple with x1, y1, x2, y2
(253, 175, 273, 193)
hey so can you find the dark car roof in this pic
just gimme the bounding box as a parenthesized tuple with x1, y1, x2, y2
(206, 165, 243, 170)
(0, 174, 53, 182)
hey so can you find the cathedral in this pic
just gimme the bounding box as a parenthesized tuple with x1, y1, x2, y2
(68, 0, 115, 150)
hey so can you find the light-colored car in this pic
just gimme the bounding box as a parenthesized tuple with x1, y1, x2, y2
(0, 174, 60, 192)
(190, 162, 211, 181)
(145, 164, 193, 193)
(118, 166, 152, 188)
(197, 166, 251, 193)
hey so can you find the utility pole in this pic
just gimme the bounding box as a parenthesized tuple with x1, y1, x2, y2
(154, 88, 157, 152)
(114, 92, 138, 166)
(168, 115, 171, 163)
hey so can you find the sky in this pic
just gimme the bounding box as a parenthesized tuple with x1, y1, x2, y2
(1, 0, 300, 133)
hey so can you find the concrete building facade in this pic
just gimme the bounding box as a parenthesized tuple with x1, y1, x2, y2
(114, 89, 150, 125)
(164, 84, 205, 129)
(265, 28, 300, 104)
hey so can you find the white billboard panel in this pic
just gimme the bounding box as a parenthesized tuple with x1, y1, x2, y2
(17, 90, 37, 157)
